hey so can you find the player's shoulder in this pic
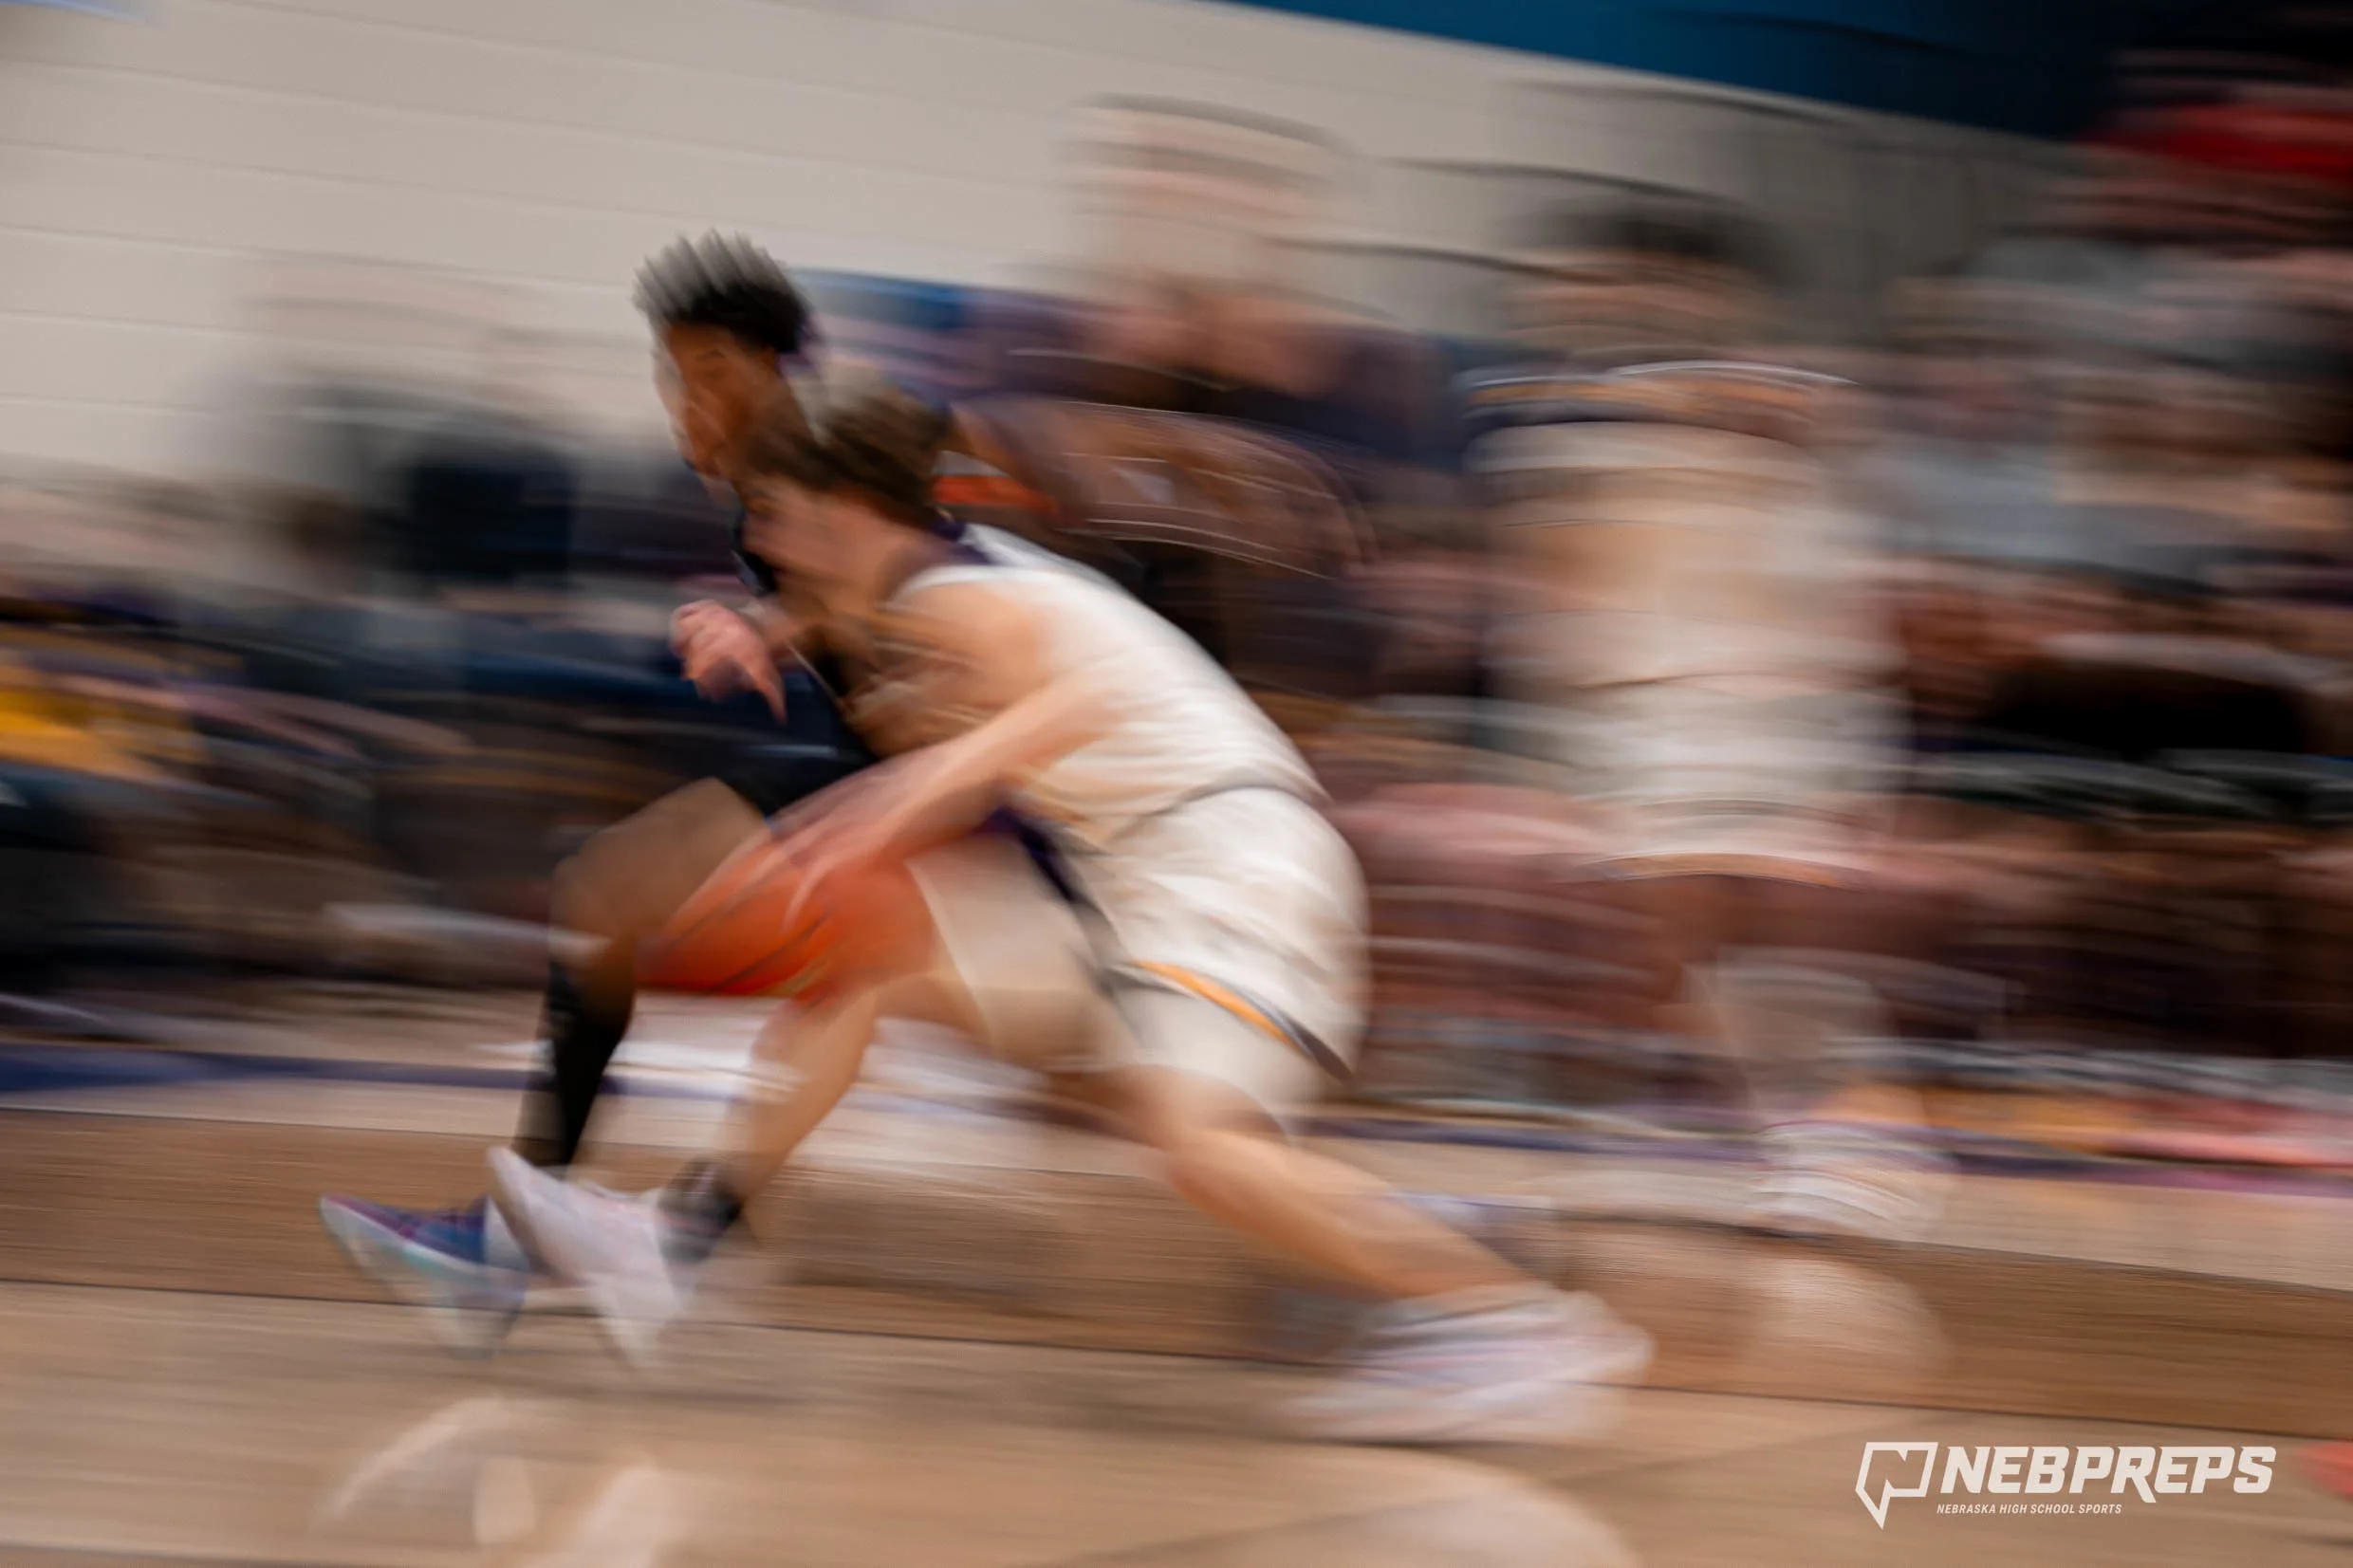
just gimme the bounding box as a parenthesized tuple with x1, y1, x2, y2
(889, 566, 1042, 638)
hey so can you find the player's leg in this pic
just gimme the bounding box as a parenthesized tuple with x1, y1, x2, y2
(319, 778, 764, 1345)
(1101, 998, 1516, 1300)
(734, 968, 977, 1181)
(484, 978, 893, 1359)
(482, 879, 1148, 1358)
(1099, 990, 1651, 1444)
(1645, 868, 1950, 1237)
(516, 660, 877, 1168)
(479, 834, 1104, 1352)
(323, 653, 878, 1334)
(513, 778, 766, 1167)
(485, 958, 989, 1359)
(654, 834, 1118, 1238)
(1085, 785, 1647, 1441)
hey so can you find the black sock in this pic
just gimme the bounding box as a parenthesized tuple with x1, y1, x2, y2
(513, 960, 634, 1170)
(659, 1159, 748, 1264)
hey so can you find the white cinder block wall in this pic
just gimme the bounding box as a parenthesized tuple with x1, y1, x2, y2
(0, 0, 2057, 475)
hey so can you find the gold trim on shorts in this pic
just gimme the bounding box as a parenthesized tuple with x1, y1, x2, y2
(1123, 961, 1349, 1081)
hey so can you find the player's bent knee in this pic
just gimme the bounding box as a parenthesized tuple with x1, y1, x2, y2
(550, 806, 663, 917)
(547, 847, 610, 923)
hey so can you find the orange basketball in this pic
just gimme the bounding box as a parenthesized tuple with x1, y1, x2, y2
(639, 834, 932, 1003)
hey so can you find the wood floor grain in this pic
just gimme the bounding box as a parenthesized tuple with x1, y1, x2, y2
(3, 1108, 2348, 1437)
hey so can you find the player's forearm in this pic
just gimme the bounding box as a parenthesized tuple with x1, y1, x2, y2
(873, 677, 1113, 843)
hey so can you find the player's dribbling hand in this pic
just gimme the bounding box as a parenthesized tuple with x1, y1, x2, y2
(768, 766, 921, 928)
(672, 600, 787, 718)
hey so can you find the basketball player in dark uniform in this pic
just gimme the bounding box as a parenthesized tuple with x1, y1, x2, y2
(319, 235, 1027, 1345)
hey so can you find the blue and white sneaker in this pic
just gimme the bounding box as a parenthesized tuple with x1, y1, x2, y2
(1287, 1286, 1653, 1446)
(319, 1193, 538, 1356)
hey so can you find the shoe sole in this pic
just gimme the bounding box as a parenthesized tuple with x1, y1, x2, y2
(1748, 1174, 1946, 1242)
(1288, 1323, 1657, 1448)
(318, 1200, 522, 1357)
(1288, 1377, 1634, 1448)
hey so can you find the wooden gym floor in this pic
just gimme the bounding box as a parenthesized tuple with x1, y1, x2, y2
(1, 985, 2349, 1567)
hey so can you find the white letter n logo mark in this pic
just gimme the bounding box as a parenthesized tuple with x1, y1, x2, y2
(1857, 1443, 1939, 1528)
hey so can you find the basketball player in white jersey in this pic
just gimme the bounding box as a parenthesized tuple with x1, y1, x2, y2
(488, 375, 1652, 1443)
(1471, 194, 1948, 1235)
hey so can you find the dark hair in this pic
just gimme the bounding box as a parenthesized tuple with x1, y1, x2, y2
(1516, 194, 1788, 290)
(735, 373, 948, 525)
(635, 232, 813, 359)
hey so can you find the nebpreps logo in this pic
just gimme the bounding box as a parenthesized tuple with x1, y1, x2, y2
(1856, 1442, 2275, 1527)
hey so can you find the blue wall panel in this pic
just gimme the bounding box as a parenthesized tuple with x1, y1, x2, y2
(1213, 0, 2125, 138)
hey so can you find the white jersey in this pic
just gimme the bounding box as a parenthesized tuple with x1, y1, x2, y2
(886, 557, 1321, 854)
(1474, 373, 1896, 861)
(889, 551, 1368, 1088)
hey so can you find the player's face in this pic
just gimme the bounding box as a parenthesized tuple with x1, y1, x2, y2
(658, 325, 784, 474)
(739, 477, 857, 595)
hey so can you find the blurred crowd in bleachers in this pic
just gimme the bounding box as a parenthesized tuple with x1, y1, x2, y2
(12, 41, 2353, 1166)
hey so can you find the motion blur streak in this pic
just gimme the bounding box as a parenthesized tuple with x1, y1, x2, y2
(3, 2, 2353, 1565)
